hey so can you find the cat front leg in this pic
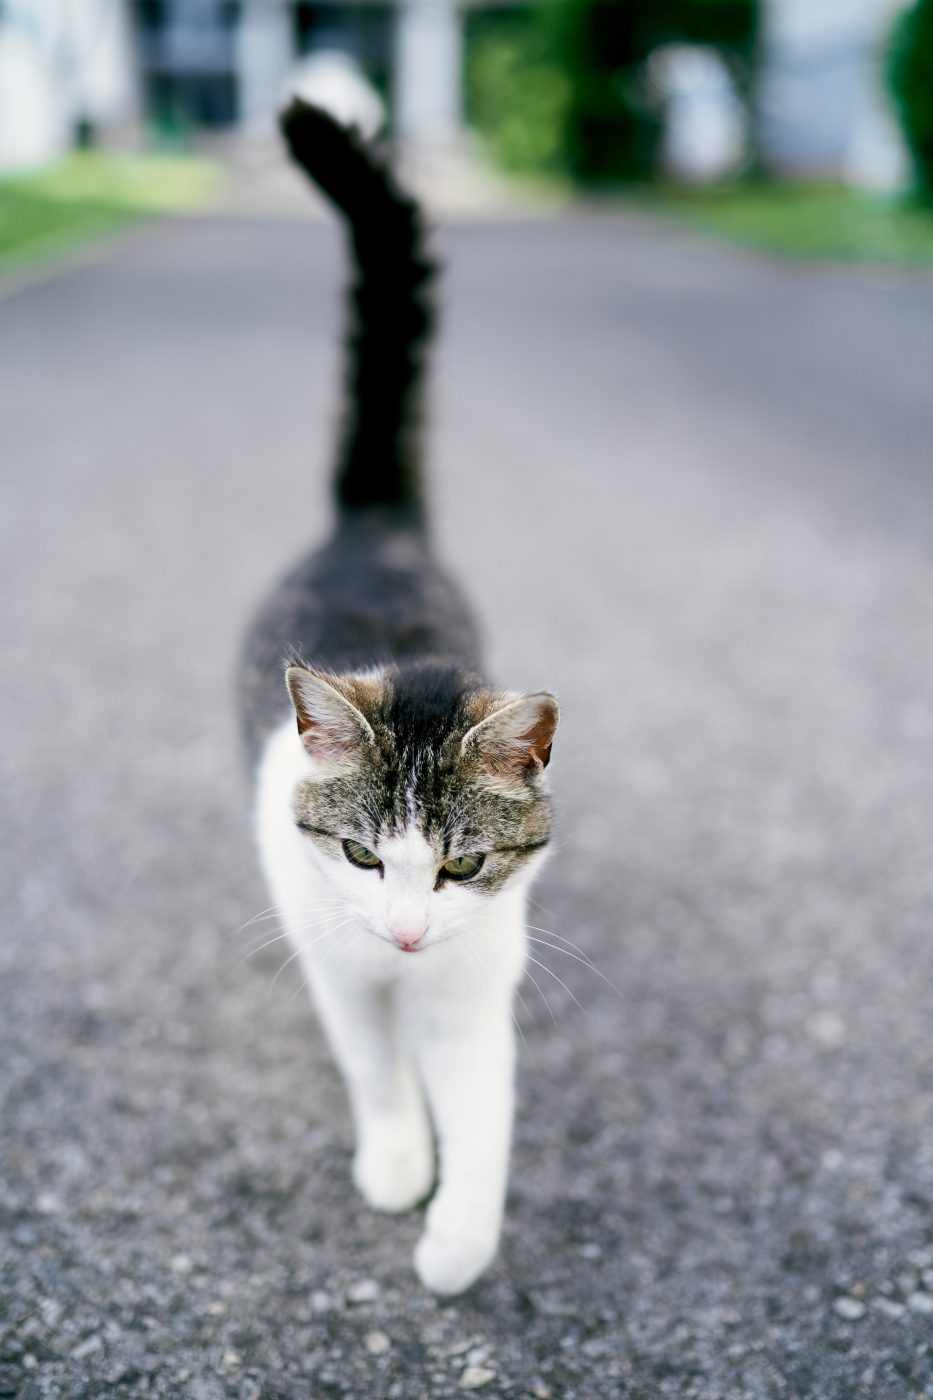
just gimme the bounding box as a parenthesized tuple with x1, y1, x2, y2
(306, 966, 434, 1213)
(410, 984, 516, 1295)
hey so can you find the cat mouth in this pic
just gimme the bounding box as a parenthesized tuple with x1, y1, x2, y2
(393, 937, 426, 954)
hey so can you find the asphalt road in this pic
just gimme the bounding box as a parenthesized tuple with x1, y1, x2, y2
(2, 198, 933, 1400)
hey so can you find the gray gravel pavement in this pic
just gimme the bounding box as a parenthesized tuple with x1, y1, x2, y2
(2, 203, 933, 1400)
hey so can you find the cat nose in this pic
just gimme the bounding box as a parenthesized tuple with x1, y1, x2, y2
(390, 922, 427, 951)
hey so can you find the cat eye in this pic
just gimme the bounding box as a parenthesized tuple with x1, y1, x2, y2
(440, 853, 485, 881)
(343, 839, 382, 871)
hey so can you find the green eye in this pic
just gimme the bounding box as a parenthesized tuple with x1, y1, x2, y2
(343, 839, 382, 870)
(440, 853, 485, 881)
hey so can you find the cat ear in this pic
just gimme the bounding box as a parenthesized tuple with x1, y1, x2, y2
(461, 693, 559, 784)
(285, 667, 375, 765)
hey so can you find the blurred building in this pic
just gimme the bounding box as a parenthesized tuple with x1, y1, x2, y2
(132, 0, 462, 147)
(0, 0, 913, 183)
(0, 0, 461, 171)
(759, 0, 909, 187)
(0, 0, 137, 170)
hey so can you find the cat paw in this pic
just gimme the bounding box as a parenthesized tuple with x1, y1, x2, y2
(414, 1228, 497, 1296)
(353, 1132, 434, 1214)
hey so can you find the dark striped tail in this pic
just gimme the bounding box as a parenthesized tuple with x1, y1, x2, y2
(280, 98, 435, 519)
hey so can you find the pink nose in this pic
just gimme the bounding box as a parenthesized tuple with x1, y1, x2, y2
(390, 924, 426, 951)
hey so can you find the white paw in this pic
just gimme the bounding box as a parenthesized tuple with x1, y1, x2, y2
(353, 1128, 434, 1214)
(414, 1228, 498, 1295)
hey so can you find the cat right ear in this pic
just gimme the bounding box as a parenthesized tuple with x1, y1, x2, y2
(461, 692, 559, 791)
(285, 667, 374, 766)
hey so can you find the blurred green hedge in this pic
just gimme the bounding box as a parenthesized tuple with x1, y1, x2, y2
(465, 0, 759, 182)
(889, 0, 933, 203)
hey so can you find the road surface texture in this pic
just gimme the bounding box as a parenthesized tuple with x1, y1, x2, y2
(2, 194, 933, 1400)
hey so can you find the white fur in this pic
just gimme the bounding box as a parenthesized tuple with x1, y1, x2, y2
(254, 718, 543, 1294)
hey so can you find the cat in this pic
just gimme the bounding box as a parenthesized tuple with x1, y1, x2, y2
(239, 99, 560, 1296)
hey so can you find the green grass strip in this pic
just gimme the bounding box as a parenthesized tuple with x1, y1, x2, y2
(0, 150, 223, 275)
(650, 183, 933, 265)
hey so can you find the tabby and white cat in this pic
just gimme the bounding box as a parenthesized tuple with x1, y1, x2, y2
(240, 101, 559, 1295)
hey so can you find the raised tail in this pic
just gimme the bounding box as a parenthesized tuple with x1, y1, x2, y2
(280, 98, 435, 519)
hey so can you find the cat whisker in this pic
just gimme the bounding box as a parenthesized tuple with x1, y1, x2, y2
(524, 953, 586, 1015)
(231, 902, 282, 934)
(334, 924, 360, 973)
(524, 924, 602, 969)
(238, 929, 292, 965)
(281, 921, 359, 1010)
(472, 927, 558, 1027)
(316, 920, 359, 971)
(240, 908, 351, 966)
(271, 917, 355, 989)
(524, 932, 622, 997)
(469, 928, 536, 1034)
(227, 903, 295, 939)
(464, 935, 534, 1064)
(236, 898, 345, 926)
(228, 899, 349, 939)
(521, 964, 558, 1025)
(512, 985, 535, 1042)
(283, 975, 309, 1012)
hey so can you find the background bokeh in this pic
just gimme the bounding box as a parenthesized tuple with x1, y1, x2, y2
(0, 0, 921, 182)
(4, 0, 933, 268)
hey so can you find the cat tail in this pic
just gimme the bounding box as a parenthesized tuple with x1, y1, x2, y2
(280, 98, 435, 522)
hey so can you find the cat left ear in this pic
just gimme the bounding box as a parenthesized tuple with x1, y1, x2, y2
(461, 693, 559, 780)
(285, 666, 374, 765)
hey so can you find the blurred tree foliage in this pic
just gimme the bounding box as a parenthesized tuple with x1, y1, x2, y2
(888, 0, 933, 204)
(465, 16, 571, 172)
(465, 0, 759, 181)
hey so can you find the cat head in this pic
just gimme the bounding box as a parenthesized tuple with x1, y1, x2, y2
(284, 662, 559, 953)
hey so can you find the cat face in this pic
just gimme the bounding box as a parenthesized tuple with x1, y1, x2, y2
(285, 665, 558, 952)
